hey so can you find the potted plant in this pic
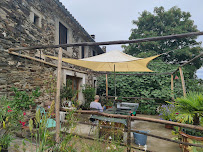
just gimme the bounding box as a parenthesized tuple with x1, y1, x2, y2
(171, 92, 203, 152)
(60, 83, 74, 107)
(159, 103, 178, 129)
(106, 100, 114, 109)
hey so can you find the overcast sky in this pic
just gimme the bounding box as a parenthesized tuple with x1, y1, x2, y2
(59, 0, 203, 79)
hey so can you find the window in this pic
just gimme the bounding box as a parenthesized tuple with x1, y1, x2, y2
(94, 80, 97, 89)
(66, 75, 80, 99)
(93, 51, 96, 56)
(34, 14, 40, 26)
(81, 46, 85, 58)
(59, 22, 68, 49)
(30, 7, 42, 27)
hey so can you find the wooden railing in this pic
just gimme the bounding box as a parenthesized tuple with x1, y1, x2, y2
(61, 108, 203, 152)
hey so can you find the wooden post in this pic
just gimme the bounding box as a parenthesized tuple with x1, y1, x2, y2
(171, 74, 174, 100)
(179, 67, 186, 97)
(55, 47, 63, 142)
(127, 116, 131, 152)
(106, 74, 108, 100)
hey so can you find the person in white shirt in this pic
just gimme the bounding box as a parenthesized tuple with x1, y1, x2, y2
(90, 95, 103, 112)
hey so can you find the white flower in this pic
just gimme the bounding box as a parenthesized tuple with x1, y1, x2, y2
(144, 145, 147, 151)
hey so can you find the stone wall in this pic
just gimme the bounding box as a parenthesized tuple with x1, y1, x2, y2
(0, 0, 102, 102)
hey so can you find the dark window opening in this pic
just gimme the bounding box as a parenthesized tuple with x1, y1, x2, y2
(59, 22, 68, 50)
(94, 80, 97, 89)
(66, 75, 80, 100)
(81, 46, 85, 58)
(34, 14, 40, 26)
(93, 51, 96, 56)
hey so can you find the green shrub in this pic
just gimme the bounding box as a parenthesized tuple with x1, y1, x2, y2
(82, 85, 95, 109)
(11, 87, 40, 110)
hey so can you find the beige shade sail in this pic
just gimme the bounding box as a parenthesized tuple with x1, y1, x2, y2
(46, 50, 159, 72)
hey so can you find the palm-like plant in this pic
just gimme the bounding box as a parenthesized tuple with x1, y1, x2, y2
(174, 92, 203, 125)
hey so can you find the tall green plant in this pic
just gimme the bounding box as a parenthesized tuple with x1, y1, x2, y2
(173, 92, 203, 125)
(82, 85, 96, 109)
(44, 75, 57, 101)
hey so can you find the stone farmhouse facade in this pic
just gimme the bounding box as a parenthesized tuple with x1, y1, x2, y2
(0, 0, 105, 103)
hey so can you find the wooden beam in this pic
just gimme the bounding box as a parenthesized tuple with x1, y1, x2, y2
(179, 67, 186, 97)
(6, 50, 88, 74)
(60, 109, 203, 131)
(9, 32, 203, 51)
(106, 74, 108, 100)
(55, 47, 62, 142)
(127, 116, 131, 152)
(107, 96, 166, 101)
(172, 52, 203, 74)
(171, 74, 174, 100)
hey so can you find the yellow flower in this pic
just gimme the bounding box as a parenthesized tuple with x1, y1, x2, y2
(29, 119, 33, 132)
(35, 109, 41, 124)
(3, 121, 6, 129)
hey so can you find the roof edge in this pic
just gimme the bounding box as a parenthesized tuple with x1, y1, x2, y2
(54, 0, 104, 53)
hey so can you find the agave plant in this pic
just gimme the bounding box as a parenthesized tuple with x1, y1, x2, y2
(174, 92, 203, 125)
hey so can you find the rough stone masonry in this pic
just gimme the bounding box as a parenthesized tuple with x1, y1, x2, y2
(0, 0, 104, 104)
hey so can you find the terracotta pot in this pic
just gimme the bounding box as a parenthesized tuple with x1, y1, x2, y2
(165, 124, 173, 129)
(179, 131, 203, 152)
(106, 106, 112, 109)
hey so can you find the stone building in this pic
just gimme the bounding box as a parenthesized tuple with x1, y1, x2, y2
(0, 0, 105, 103)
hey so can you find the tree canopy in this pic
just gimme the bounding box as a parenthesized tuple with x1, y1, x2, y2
(122, 6, 202, 76)
(97, 7, 203, 113)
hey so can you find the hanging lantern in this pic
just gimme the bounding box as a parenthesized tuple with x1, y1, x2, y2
(175, 76, 179, 79)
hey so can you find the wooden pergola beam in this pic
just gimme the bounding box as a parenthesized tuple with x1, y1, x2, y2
(9, 31, 203, 52)
(172, 51, 203, 74)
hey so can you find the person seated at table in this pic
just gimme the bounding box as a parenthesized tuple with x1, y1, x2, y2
(90, 95, 104, 112)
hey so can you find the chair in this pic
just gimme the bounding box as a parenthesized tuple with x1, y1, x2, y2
(36, 105, 56, 128)
(88, 108, 99, 136)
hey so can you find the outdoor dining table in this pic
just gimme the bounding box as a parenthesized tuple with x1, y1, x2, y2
(90, 103, 139, 140)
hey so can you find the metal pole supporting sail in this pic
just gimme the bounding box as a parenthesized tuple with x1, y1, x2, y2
(114, 64, 116, 105)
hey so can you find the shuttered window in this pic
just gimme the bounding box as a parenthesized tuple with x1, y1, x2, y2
(59, 22, 67, 49)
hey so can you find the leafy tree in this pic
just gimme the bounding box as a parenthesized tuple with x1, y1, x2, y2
(98, 6, 203, 114)
(122, 6, 203, 77)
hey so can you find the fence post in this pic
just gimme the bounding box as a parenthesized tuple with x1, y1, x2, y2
(127, 116, 131, 152)
(179, 67, 186, 97)
(55, 47, 62, 142)
(171, 74, 174, 100)
(106, 74, 108, 100)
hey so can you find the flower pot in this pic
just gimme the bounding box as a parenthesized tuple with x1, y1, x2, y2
(179, 131, 203, 152)
(106, 106, 112, 109)
(133, 131, 149, 146)
(165, 124, 173, 129)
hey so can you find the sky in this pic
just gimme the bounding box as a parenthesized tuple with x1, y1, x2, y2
(59, 0, 203, 79)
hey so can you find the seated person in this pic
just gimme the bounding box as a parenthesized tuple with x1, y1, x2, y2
(90, 95, 103, 112)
